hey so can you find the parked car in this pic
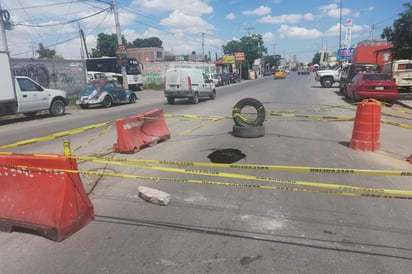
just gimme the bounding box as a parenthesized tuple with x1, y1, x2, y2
(274, 69, 286, 79)
(76, 79, 137, 109)
(314, 65, 342, 88)
(345, 72, 399, 103)
(206, 73, 220, 86)
(216, 72, 230, 86)
(227, 72, 241, 83)
(164, 69, 216, 104)
(339, 62, 380, 94)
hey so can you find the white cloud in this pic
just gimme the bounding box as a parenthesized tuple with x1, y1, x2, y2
(133, 0, 213, 15)
(326, 23, 369, 37)
(225, 13, 237, 20)
(303, 13, 315, 21)
(319, 4, 351, 18)
(160, 10, 214, 34)
(277, 25, 323, 39)
(243, 5, 271, 16)
(258, 14, 303, 24)
(262, 32, 275, 43)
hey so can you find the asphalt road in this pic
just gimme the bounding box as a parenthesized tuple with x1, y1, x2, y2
(1, 73, 412, 273)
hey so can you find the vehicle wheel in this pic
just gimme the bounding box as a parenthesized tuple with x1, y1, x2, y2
(232, 98, 266, 127)
(344, 88, 350, 99)
(49, 99, 65, 116)
(167, 97, 175, 104)
(190, 93, 199, 104)
(102, 95, 112, 108)
(351, 91, 357, 103)
(129, 93, 137, 103)
(24, 112, 37, 117)
(79, 104, 89, 109)
(321, 77, 333, 88)
(210, 89, 216, 100)
(232, 125, 265, 138)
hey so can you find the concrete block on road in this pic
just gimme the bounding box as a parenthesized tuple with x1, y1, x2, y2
(138, 186, 171, 206)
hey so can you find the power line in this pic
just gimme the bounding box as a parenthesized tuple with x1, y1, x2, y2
(14, 7, 111, 28)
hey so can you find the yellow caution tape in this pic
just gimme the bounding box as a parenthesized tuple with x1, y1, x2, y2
(0, 121, 114, 149)
(1, 162, 411, 200)
(71, 155, 412, 196)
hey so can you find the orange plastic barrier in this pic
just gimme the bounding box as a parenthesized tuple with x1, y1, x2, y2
(0, 154, 94, 241)
(350, 99, 381, 151)
(113, 108, 171, 153)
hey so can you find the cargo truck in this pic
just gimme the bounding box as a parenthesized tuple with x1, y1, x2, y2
(0, 51, 68, 117)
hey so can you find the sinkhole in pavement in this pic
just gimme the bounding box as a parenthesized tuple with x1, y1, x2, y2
(207, 148, 246, 164)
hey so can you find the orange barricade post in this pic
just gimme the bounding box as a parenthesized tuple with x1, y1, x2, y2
(0, 154, 94, 241)
(113, 108, 171, 153)
(350, 99, 382, 152)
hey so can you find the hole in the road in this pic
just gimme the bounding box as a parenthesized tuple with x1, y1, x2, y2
(207, 148, 246, 164)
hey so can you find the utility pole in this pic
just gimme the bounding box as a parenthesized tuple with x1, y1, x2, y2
(0, 1, 9, 52)
(202, 32, 204, 62)
(244, 27, 254, 36)
(112, 0, 128, 89)
(271, 44, 277, 55)
(339, 0, 342, 49)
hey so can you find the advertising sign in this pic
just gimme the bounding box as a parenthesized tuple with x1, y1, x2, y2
(337, 47, 354, 60)
(235, 52, 245, 61)
(222, 55, 235, 64)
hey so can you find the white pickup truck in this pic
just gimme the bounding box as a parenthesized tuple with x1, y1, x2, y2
(0, 51, 68, 117)
(314, 65, 342, 88)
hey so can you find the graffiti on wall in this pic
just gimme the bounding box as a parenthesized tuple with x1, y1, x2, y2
(11, 60, 86, 98)
(12, 63, 50, 88)
(143, 72, 163, 83)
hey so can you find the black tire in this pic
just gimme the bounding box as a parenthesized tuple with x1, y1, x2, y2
(210, 89, 216, 100)
(49, 99, 65, 116)
(232, 125, 265, 138)
(79, 104, 89, 109)
(321, 77, 333, 88)
(24, 112, 37, 117)
(344, 88, 350, 99)
(232, 98, 266, 127)
(351, 91, 357, 103)
(129, 93, 137, 103)
(190, 93, 199, 104)
(102, 95, 112, 108)
(167, 97, 175, 104)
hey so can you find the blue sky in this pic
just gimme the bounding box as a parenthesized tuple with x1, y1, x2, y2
(1, 0, 408, 62)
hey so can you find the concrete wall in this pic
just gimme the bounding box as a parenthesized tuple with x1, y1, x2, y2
(10, 58, 87, 98)
(9, 58, 218, 97)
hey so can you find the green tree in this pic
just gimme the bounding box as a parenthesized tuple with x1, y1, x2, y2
(381, 3, 412, 59)
(128, 37, 163, 48)
(312, 52, 321, 65)
(380, 26, 393, 41)
(91, 33, 127, 57)
(222, 34, 267, 67)
(36, 43, 56, 59)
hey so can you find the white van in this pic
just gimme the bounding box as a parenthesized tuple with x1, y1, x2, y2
(383, 59, 412, 92)
(164, 69, 216, 104)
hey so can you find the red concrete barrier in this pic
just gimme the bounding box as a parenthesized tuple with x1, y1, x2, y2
(350, 99, 381, 151)
(113, 108, 170, 153)
(0, 153, 94, 241)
